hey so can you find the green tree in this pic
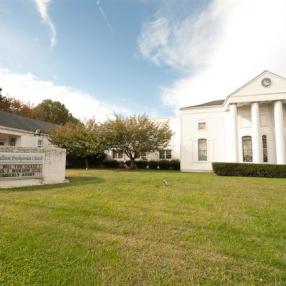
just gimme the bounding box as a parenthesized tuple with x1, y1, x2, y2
(33, 99, 79, 125)
(102, 114, 172, 168)
(49, 120, 104, 168)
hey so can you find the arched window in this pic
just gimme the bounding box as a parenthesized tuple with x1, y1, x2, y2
(198, 139, 207, 161)
(262, 135, 268, 163)
(242, 136, 252, 162)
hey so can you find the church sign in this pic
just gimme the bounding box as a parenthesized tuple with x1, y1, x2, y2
(0, 153, 44, 179)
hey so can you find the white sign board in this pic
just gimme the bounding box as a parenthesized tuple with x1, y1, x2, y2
(0, 153, 44, 179)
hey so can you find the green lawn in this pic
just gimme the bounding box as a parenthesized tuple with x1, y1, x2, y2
(0, 170, 286, 285)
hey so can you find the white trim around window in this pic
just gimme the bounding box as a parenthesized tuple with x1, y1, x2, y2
(159, 149, 172, 160)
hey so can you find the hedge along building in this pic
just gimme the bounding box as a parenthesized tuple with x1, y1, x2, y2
(0, 111, 66, 188)
(180, 70, 286, 171)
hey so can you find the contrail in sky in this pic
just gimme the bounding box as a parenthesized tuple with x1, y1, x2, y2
(33, 0, 56, 48)
(96, 0, 113, 32)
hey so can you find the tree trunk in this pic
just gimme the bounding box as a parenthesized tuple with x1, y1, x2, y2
(84, 158, 89, 170)
(130, 158, 136, 169)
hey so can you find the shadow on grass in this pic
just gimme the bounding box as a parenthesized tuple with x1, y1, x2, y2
(0, 176, 105, 193)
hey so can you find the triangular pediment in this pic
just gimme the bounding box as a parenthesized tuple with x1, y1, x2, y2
(226, 70, 286, 105)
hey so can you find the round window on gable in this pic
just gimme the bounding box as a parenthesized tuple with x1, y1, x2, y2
(261, 78, 272, 88)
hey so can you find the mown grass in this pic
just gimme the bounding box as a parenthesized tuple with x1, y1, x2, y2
(0, 169, 286, 285)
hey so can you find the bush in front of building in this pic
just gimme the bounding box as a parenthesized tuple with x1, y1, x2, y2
(136, 160, 148, 169)
(170, 159, 180, 170)
(125, 160, 179, 170)
(158, 160, 171, 170)
(125, 160, 132, 168)
(66, 153, 106, 168)
(125, 160, 148, 169)
(148, 160, 159, 169)
(102, 160, 122, 168)
(212, 162, 286, 178)
(157, 160, 181, 170)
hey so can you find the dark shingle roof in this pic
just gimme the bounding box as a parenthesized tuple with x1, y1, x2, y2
(0, 111, 57, 134)
(180, 99, 225, 110)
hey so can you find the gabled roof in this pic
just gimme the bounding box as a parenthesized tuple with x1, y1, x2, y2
(180, 99, 225, 110)
(180, 70, 286, 111)
(227, 70, 286, 98)
(0, 111, 57, 134)
(224, 70, 286, 107)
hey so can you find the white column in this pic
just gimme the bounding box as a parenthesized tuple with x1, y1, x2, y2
(274, 101, 286, 164)
(251, 102, 261, 163)
(229, 104, 238, 162)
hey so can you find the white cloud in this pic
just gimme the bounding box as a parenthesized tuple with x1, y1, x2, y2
(138, 17, 170, 66)
(33, 0, 56, 47)
(0, 69, 129, 121)
(138, 0, 286, 110)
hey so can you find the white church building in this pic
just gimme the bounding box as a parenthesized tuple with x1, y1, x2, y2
(180, 70, 286, 171)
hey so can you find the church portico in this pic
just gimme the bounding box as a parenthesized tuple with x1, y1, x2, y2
(180, 70, 286, 171)
(230, 100, 285, 165)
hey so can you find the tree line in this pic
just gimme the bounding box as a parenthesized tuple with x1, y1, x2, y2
(0, 90, 172, 168)
(0, 89, 79, 124)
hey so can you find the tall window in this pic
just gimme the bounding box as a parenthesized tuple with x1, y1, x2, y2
(262, 135, 268, 163)
(242, 136, 252, 162)
(159, 149, 172, 160)
(139, 152, 147, 160)
(37, 139, 43, 147)
(112, 150, 123, 159)
(198, 139, 207, 161)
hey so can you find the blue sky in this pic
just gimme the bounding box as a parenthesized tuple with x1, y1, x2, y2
(1, 0, 286, 120)
(0, 0, 203, 119)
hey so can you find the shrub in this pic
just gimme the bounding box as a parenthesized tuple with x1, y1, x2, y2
(102, 160, 122, 169)
(170, 159, 180, 170)
(125, 160, 132, 168)
(136, 160, 148, 169)
(158, 160, 171, 170)
(66, 154, 85, 168)
(66, 153, 106, 168)
(125, 160, 139, 169)
(88, 153, 107, 168)
(212, 162, 286, 178)
(148, 160, 159, 169)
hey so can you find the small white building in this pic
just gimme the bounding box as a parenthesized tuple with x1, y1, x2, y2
(0, 111, 66, 187)
(180, 70, 286, 171)
(0, 111, 56, 148)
